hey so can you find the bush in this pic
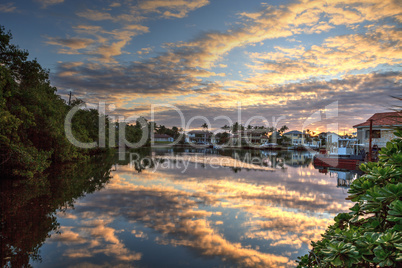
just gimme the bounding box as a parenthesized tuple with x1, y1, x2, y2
(297, 129, 402, 267)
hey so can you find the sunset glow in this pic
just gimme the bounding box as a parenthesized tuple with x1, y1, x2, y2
(2, 0, 401, 131)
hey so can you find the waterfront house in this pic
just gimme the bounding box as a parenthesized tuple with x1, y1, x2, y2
(211, 134, 221, 145)
(260, 135, 269, 144)
(283, 130, 303, 145)
(353, 112, 402, 149)
(326, 132, 340, 146)
(304, 134, 321, 148)
(231, 130, 269, 145)
(152, 134, 174, 142)
(187, 130, 212, 144)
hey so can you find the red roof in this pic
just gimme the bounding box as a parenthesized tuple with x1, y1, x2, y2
(353, 112, 402, 128)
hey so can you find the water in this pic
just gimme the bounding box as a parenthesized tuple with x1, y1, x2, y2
(1, 148, 359, 267)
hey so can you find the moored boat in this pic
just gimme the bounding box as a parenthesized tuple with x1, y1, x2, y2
(313, 138, 365, 169)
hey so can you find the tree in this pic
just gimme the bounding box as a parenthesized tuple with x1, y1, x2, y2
(0, 25, 112, 179)
(232, 122, 239, 133)
(297, 128, 402, 267)
(279, 125, 289, 135)
(201, 123, 208, 130)
(221, 124, 230, 131)
(216, 132, 230, 145)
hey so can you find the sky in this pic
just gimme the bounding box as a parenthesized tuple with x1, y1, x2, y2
(1, 0, 401, 134)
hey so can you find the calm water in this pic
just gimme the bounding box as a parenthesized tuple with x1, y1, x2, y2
(1, 148, 360, 267)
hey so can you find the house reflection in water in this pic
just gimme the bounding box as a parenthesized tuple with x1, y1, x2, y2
(283, 151, 315, 167)
(315, 167, 363, 188)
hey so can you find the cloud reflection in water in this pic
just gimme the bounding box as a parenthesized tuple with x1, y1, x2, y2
(44, 151, 351, 267)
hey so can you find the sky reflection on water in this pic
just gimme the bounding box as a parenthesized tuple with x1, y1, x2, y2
(34, 149, 354, 267)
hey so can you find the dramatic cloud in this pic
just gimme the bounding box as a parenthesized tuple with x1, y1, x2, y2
(48, 25, 149, 63)
(247, 25, 402, 85)
(22, 0, 400, 131)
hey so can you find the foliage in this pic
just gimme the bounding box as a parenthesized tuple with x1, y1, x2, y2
(216, 131, 230, 145)
(0, 26, 112, 179)
(297, 129, 402, 267)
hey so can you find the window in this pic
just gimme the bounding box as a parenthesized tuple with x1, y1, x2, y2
(365, 130, 381, 139)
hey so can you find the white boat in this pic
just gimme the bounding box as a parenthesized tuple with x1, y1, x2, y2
(259, 142, 279, 149)
(328, 138, 364, 158)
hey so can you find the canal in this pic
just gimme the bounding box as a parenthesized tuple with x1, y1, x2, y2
(1, 148, 359, 267)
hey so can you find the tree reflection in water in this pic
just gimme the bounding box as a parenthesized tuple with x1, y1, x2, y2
(0, 152, 116, 267)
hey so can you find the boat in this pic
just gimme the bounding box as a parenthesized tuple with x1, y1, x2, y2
(259, 142, 280, 150)
(314, 138, 365, 169)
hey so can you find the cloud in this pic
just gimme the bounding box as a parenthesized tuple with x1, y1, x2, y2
(246, 25, 402, 85)
(137, 0, 210, 18)
(76, 0, 210, 23)
(150, 0, 401, 71)
(49, 217, 142, 262)
(110, 2, 121, 8)
(47, 0, 401, 132)
(76, 9, 115, 21)
(0, 2, 16, 13)
(47, 25, 149, 63)
(36, 0, 64, 8)
(46, 37, 95, 54)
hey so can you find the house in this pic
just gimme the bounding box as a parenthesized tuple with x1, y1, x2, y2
(283, 130, 303, 145)
(244, 129, 267, 144)
(353, 112, 402, 149)
(325, 132, 342, 154)
(304, 134, 321, 148)
(187, 130, 212, 144)
(152, 134, 174, 142)
(211, 134, 220, 145)
(260, 135, 269, 144)
(284, 152, 314, 167)
(326, 132, 340, 147)
(231, 130, 269, 145)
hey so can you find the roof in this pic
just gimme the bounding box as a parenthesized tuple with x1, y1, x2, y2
(353, 112, 402, 128)
(284, 130, 302, 135)
(153, 134, 173, 138)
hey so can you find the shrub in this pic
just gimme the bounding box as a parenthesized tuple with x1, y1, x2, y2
(297, 129, 402, 267)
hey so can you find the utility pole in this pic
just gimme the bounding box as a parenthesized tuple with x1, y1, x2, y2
(68, 91, 72, 106)
(368, 119, 373, 162)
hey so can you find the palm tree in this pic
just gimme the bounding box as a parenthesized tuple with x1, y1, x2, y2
(201, 123, 208, 130)
(279, 125, 289, 135)
(221, 124, 230, 131)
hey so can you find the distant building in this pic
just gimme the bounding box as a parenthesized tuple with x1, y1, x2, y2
(152, 134, 174, 142)
(283, 130, 303, 145)
(231, 130, 269, 145)
(326, 132, 340, 146)
(353, 112, 402, 149)
(318, 132, 328, 139)
(260, 135, 269, 144)
(187, 130, 212, 144)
